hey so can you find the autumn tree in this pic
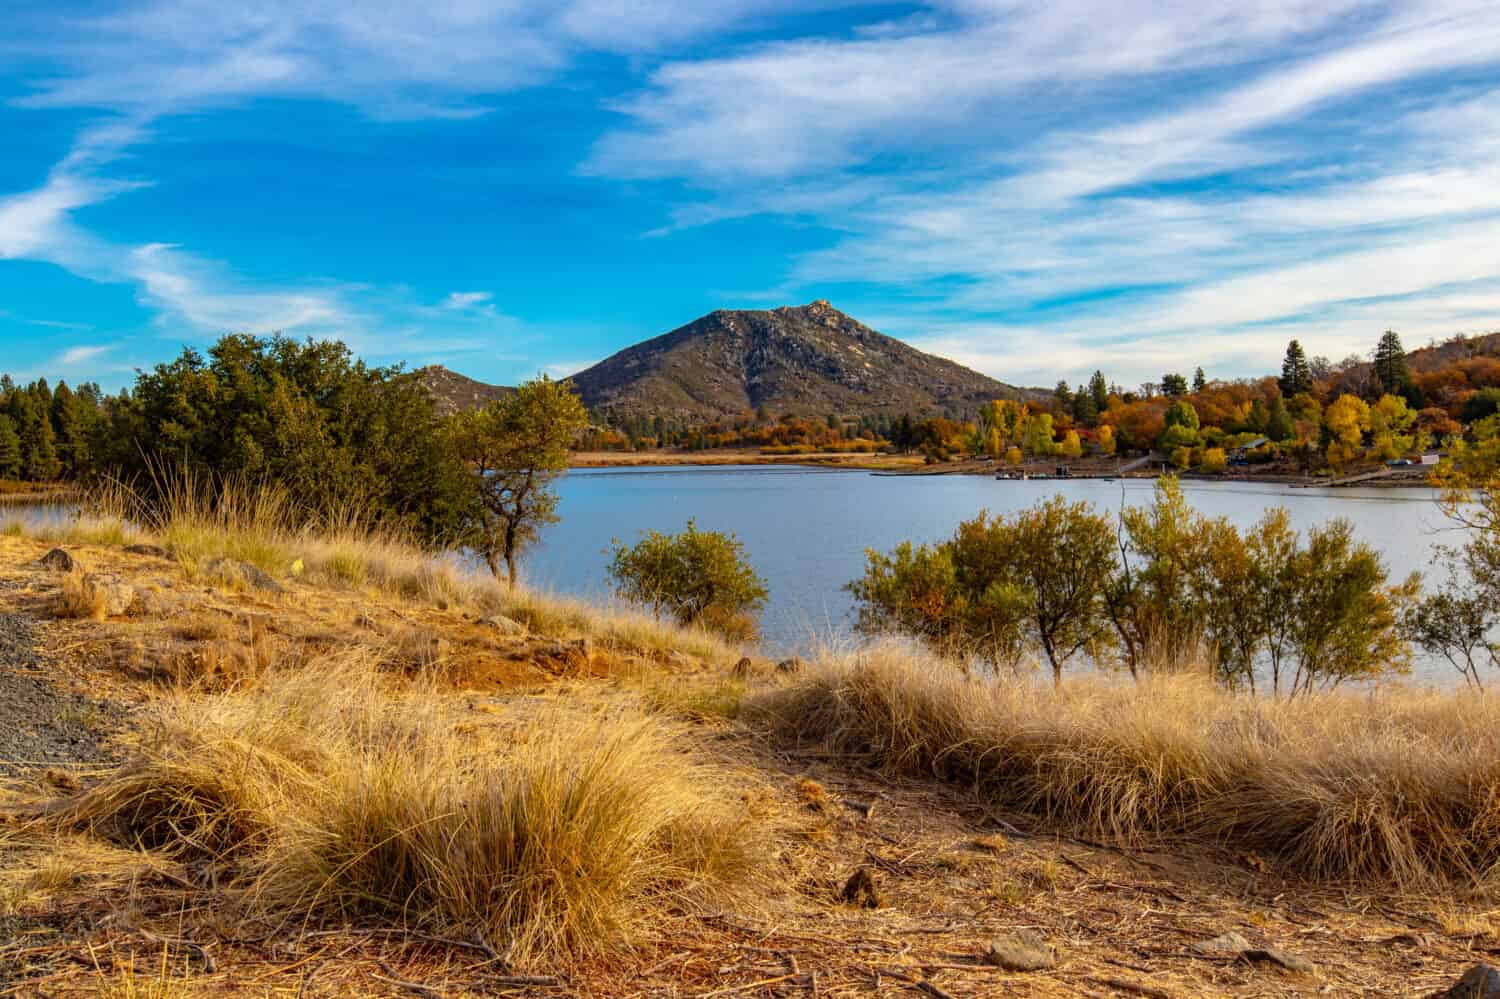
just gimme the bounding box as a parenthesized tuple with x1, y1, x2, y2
(1323, 394, 1370, 468)
(450, 375, 588, 586)
(1279, 340, 1313, 397)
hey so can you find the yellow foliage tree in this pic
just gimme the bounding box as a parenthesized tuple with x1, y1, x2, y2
(1323, 394, 1370, 469)
(1097, 424, 1116, 455)
(1060, 430, 1083, 459)
(1005, 446, 1023, 465)
(1200, 447, 1227, 472)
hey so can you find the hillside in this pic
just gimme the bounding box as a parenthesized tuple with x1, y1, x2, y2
(418, 364, 513, 416)
(569, 300, 1030, 422)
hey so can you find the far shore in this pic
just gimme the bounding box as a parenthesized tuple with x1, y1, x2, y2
(570, 448, 1439, 487)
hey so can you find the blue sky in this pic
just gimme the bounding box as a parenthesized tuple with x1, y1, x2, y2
(2, 1, 1499, 392)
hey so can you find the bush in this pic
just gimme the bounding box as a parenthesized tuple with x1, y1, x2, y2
(849, 497, 1116, 683)
(608, 520, 768, 637)
(1199, 447, 1227, 472)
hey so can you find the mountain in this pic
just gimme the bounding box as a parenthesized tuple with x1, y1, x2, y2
(418, 365, 513, 416)
(568, 300, 1029, 422)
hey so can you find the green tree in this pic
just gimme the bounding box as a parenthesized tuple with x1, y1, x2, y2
(1279, 340, 1313, 397)
(1372, 329, 1411, 397)
(0, 415, 20, 479)
(1286, 520, 1416, 694)
(1192, 367, 1207, 393)
(608, 520, 768, 638)
(1158, 399, 1200, 449)
(98, 335, 468, 539)
(1071, 383, 1098, 425)
(450, 376, 587, 586)
(851, 498, 1117, 685)
(1161, 372, 1189, 397)
(1088, 370, 1109, 413)
(1409, 462, 1500, 687)
(1265, 395, 1294, 442)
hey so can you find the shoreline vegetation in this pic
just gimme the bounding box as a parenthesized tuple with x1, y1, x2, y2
(0, 330, 1497, 992)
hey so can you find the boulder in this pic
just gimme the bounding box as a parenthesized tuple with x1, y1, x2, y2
(1431, 965, 1500, 999)
(123, 543, 172, 560)
(83, 573, 137, 617)
(39, 548, 76, 572)
(983, 931, 1056, 972)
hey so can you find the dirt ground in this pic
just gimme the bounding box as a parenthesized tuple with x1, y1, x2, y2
(0, 534, 1493, 997)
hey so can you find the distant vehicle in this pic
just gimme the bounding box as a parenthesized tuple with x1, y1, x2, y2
(1386, 458, 1414, 467)
(1055, 466, 1072, 478)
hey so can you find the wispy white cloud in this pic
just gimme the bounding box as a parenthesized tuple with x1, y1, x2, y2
(441, 291, 494, 310)
(56, 344, 113, 366)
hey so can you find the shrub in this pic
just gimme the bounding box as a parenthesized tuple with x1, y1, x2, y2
(1199, 447, 1227, 472)
(849, 497, 1117, 684)
(608, 520, 768, 637)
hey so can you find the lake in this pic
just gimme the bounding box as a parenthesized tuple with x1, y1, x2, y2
(526, 466, 1469, 680)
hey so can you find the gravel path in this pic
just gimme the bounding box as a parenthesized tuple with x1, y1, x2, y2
(0, 613, 118, 775)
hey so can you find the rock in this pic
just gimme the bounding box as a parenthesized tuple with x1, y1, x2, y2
(123, 543, 172, 560)
(982, 931, 1056, 972)
(202, 558, 284, 594)
(1431, 964, 1500, 999)
(732, 656, 754, 678)
(838, 866, 884, 909)
(1243, 948, 1316, 974)
(1190, 931, 1314, 975)
(83, 573, 137, 617)
(776, 656, 804, 673)
(1192, 931, 1253, 956)
(39, 548, 76, 572)
(127, 587, 176, 617)
(480, 614, 527, 636)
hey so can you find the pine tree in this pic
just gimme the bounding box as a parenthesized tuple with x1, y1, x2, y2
(1072, 382, 1098, 425)
(0, 416, 19, 479)
(1193, 367, 1207, 392)
(1161, 372, 1188, 397)
(1088, 370, 1108, 412)
(1279, 340, 1312, 397)
(1052, 380, 1073, 411)
(1373, 329, 1410, 396)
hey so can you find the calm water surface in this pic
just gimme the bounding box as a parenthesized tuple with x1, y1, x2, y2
(526, 466, 1467, 679)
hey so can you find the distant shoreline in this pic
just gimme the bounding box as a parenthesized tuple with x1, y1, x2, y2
(570, 449, 1440, 487)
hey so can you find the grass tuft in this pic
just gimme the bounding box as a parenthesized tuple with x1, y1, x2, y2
(39, 655, 757, 965)
(758, 643, 1500, 886)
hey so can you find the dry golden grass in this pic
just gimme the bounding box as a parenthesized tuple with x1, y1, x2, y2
(35, 654, 758, 966)
(757, 643, 1500, 887)
(13, 472, 744, 666)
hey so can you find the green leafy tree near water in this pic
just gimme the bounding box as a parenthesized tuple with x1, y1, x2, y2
(608, 520, 768, 638)
(449, 375, 589, 587)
